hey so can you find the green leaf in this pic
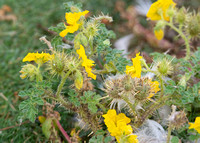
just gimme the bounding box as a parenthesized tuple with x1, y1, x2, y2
(68, 89, 80, 107)
(189, 134, 200, 141)
(18, 96, 43, 122)
(81, 91, 101, 113)
(32, 97, 44, 105)
(171, 136, 179, 143)
(18, 90, 31, 97)
(27, 105, 37, 123)
(104, 136, 112, 143)
(49, 22, 65, 34)
(42, 118, 52, 139)
(51, 35, 63, 48)
(19, 100, 30, 110)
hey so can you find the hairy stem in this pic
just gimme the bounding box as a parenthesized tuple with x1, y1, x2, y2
(121, 95, 137, 118)
(135, 95, 168, 128)
(166, 122, 172, 143)
(56, 71, 71, 98)
(55, 120, 71, 143)
(165, 22, 190, 60)
(159, 75, 164, 97)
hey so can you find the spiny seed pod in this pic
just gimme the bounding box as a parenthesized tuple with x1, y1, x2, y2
(47, 52, 66, 76)
(84, 22, 99, 40)
(175, 7, 188, 25)
(65, 55, 80, 71)
(103, 75, 124, 99)
(92, 13, 113, 23)
(186, 12, 200, 39)
(47, 51, 79, 76)
(155, 58, 173, 76)
(103, 75, 159, 103)
(169, 105, 187, 129)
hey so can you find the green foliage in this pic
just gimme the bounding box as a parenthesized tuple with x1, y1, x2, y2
(18, 89, 44, 122)
(80, 91, 101, 113)
(68, 89, 80, 107)
(96, 24, 131, 73)
(189, 134, 200, 141)
(63, 1, 83, 12)
(171, 136, 180, 143)
(89, 129, 112, 143)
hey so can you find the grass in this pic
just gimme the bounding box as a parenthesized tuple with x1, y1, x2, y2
(0, 0, 66, 141)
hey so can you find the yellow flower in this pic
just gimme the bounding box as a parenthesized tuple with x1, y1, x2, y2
(23, 52, 52, 64)
(125, 52, 142, 78)
(146, 0, 176, 21)
(189, 117, 200, 134)
(59, 10, 89, 37)
(76, 45, 96, 80)
(76, 45, 87, 60)
(128, 135, 138, 143)
(148, 80, 160, 98)
(103, 109, 138, 143)
(154, 29, 164, 40)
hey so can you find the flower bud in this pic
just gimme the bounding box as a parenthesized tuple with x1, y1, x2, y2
(166, 6, 176, 19)
(155, 20, 166, 30)
(20, 64, 42, 81)
(74, 70, 83, 90)
(154, 29, 164, 40)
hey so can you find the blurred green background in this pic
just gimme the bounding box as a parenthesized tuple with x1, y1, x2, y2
(0, 0, 199, 142)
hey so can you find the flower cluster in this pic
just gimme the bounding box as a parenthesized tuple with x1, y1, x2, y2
(76, 45, 96, 80)
(103, 109, 138, 143)
(59, 10, 89, 37)
(125, 53, 142, 78)
(146, 0, 176, 21)
(23, 52, 53, 65)
(189, 117, 200, 133)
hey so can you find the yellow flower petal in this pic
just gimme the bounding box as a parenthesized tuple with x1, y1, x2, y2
(76, 45, 96, 80)
(189, 117, 200, 133)
(103, 109, 138, 143)
(128, 135, 139, 143)
(76, 45, 87, 60)
(125, 52, 142, 78)
(60, 10, 89, 37)
(146, 0, 176, 21)
(154, 29, 164, 40)
(22, 52, 52, 64)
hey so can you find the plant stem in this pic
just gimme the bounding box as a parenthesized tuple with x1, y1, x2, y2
(165, 22, 190, 60)
(56, 71, 71, 98)
(121, 95, 137, 117)
(135, 95, 168, 128)
(166, 122, 172, 143)
(159, 75, 164, 97)
(89, 39, 94, 56)
(55, 120, 72, 143)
